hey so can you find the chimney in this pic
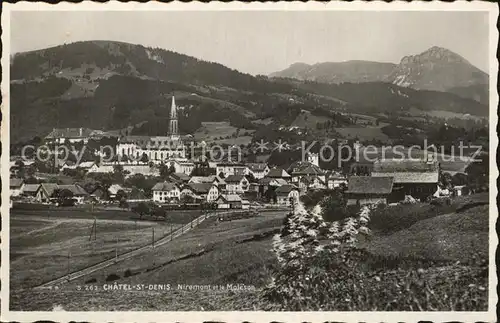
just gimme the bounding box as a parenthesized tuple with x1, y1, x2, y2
(79, 127, 83, 137)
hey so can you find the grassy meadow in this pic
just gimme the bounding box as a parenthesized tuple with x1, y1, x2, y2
(9, 195, 490, 311)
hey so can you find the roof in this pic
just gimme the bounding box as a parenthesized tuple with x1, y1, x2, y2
(346, 177, 394, 195)
(78, 161, 96, 168)
(40, 183, 60, 197)
(288, 161, 325, 176)
(88, 165, 114, 173)
(275, 184, 299, 195)
(372, 159, 439, 183)
(58, 184, 89, 196)
(225, 174, 246, 183)
(218, 194, 242, 202)
(152, 182, 179, 192)
(171, 173, 191, 181)
(189, 176, 216, 184)
(186, 183, 216, 194)
(247, 163, 268, 172)
(10, 178, 24, 188)
(118, 135, 184, 148)
(267, 168, 291, 178)
(45, 127, 93, 139)
(108, 184, 126, 195)
(22, 184, 40, 193)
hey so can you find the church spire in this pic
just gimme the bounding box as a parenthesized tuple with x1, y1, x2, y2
(170, 95, 177, 120)
(169, 95, 179, 137)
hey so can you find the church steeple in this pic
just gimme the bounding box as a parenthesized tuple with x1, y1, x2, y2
(169, 95, 179, 138)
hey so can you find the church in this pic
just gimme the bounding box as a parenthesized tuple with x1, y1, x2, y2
(116, 96, 187, 163)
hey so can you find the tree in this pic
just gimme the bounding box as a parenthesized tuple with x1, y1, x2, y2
(116, 189, 128, 202)
(140, 153, 149, 163)
(131, 202, 150, 217)
(15, 160, 25, 178)
(168, 164, 176, 175)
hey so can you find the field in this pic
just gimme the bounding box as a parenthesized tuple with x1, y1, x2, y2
(337, 125, 390, 142)
(9, 195, 490, 311)
(193, 121, 255, 145)
(9, 208, 206, 290)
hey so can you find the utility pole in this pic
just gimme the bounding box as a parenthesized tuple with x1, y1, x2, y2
(170, 224, 173, 241)
(67, 249, 71, 282)
(115, 236, 118, 262)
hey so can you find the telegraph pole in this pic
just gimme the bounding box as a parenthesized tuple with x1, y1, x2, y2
(67, 249, 71, 282)
(115, 236, 118, 262)
(170, 224, 173, 241)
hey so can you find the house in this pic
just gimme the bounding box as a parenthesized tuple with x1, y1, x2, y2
(297, 175, 327, 193)
(164, 159, 195, 175)
(266, 167, 291, 181)
(45, 127, 94, 144)
(108, 184, 127, 200)
(247, 163, 270, 179)
(216, 162, 249, 177)
(215, 194, 243, 209)
(10, 178, 24, 197)
(21, 184, 41, 199)
(87, 165, 114, 174)
(37, 183, 60, 203)
(78, 161, 99, 172)
(288, 161, 326, 185)
(326, 172, 348, 189)
(152, 182, 181, 203)
(346, 176, 394, 206)
(241, 199, 250, 209)
(371, 159, 439, 202)
(169, 172, 191, 184)
(453, 185, 469, 197)
(58, 184, 89, 204)
(275, 184, 300, 206)
(91, 187, 109, 202)
(181, 183, 220, 202)
(258, 177, 287, 195)
(224, 175, 250, 194)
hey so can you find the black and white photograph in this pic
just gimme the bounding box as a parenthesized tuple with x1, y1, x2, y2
(1, 2, 497, 321)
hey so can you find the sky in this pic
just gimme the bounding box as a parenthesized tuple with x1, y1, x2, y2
(10, 10, 490, 75)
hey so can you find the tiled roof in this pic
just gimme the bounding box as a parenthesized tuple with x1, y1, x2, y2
(171, 173, 191, 181)
(189, 176, 216, 184)
(10, 178, 24, 188)
(275, 184, 299, 195)
(187, 183, 214, 194)
(22, 184, 41, 193)
(40, 183, 59, 197)
(247, 163, 268, 172)
(267, 168, 291, 178)
(288, 161, 325, 175)
(108, 184, 126, 195)
(218, 194, 242, 202)
(152, 182, 179, 192)
(225, 175, 246, 183)
(58, 184, 89, 196)
(372, 159, 439, 183)
(346, 177, 393, 195)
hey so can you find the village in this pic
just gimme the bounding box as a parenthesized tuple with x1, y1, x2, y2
(9, 95, 477, 216)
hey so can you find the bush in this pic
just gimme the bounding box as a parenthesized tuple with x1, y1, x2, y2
(124, 269, 133, 277)
(105, 273, 120, 282)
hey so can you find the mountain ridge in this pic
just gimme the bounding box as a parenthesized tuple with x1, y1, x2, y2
(270, 46, 488, 100)
(10, 40, 488, 143)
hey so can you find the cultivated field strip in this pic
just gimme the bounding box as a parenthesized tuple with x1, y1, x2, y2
(34, 210, 239, 289)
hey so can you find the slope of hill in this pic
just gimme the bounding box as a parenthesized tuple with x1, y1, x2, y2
(386, 46, 488, 92)
(447, 83, 489, 105)
(10, 41, 489, 143)
(270, 60, 396, 84)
